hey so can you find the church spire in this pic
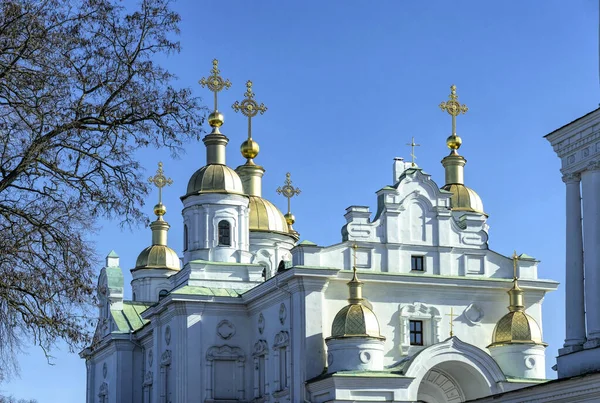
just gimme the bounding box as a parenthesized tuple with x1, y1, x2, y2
(508, 251, 525, 312)
(199, 59, 231, 165)
(147, 162, 173, 246)
(233, 80, 267, 196)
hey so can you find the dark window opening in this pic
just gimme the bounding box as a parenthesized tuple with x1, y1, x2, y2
(183, 224, 188, 251)
(410, 320, 423, 346)
(218, 220, 231, 246)
(411, 255, 424, 271)
(159, 289, 169, 300)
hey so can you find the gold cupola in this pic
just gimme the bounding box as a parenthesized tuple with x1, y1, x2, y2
(438, 85, 486, 216)
(488, 252, 546, 347)
(327, 245, 385, 340)
(185, 60, 244, 198)
(134, 163, 180, 271)
(233, 81, 295, 237)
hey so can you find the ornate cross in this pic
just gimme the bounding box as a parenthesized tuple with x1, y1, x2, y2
(232, 80, 267, 140)
(512, 250, 520, 280)
(199, 59, 231, 111)
(148, 162, 173, 205)
(406, 137, 420, 167)
(446, 307, 457, 337)
(439, 84, 468, 136)
(276, 172, 301, 215)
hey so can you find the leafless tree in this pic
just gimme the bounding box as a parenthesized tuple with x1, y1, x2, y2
(0, 0, 205, 379)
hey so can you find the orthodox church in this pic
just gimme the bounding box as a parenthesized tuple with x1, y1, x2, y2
(80, 60, 559, 403)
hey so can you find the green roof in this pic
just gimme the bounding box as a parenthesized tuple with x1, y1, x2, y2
(110, 302, 152, 332)
(171, 285, 244, 297)
(107, 250, 119, 258)
(298, 240, 317, 246)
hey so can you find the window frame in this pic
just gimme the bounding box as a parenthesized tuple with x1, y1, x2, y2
(409, 319, 424, 346)
(218, 220, 231, 246)
(411, 255, 425, 272)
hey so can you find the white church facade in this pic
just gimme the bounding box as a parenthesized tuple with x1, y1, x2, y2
(80, 62, 559, 403)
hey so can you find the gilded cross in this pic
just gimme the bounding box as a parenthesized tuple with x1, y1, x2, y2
(148, 162, 173, 205)
(406, 137, 420, 167)
(276, 172, 301, 215)
(439, 84, 468, 136)
(199, 59, 232, 111)
(512, 250, 519, 280)
(446, 307, 457, 337)
(232, 80, 267, 141)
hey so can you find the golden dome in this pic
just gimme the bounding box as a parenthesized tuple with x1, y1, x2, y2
(134, 245, 180, 271)
(186, 164, 244, 196)
(248, 196, 290, 234)
(330, 304, 384, 339)
(489, 311, 545, 347)
(441, 183, 485, 215)
(241, 138, 260, 160)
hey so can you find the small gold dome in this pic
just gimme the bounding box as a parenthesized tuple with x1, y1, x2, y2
(186, 164, 245, 196)
(330, 304, 384, 339)
(489, 311, 545, 347)
(447, 134, 462, 151)
(248, 196, 291, 234)
(134, 245, 180, 271)
(441, 183, 485, 215)
(241, 138, 260, 160)
(154, 203, 166, 217)
(208, 111, 224, 128)
(284, 212, 295, 225)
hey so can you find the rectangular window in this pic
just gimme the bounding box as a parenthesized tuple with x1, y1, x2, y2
(411, 255, 424, 271)
(258, 355, 265, 396)
(409, 320, 423, 346)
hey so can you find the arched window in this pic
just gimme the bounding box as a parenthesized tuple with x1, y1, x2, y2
(218, 220, 231, 246)
(183, 224, 189, 251)
(159, 289, 169, 300)
(132, 292, 136, 302)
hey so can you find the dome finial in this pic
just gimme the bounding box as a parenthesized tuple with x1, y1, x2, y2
(509, 250, 524, 312)
(348, 243, 363, 303)
(148, 161, 173, 219)
(199, 59, 232, 133)
(277, 172, 301, 234)
(406, 137, 421, 167)
(439, 84, 469, 155)
(233, 80, 267, 164)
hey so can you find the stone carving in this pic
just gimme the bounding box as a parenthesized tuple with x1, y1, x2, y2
(143, 371, 153, 386)
(161, 349, 172, 366)
(463, 303, 484, 325)
(217, 320, 236, 340)
(584, 147, 590, 157)
(165, 325, 171, 345)
(102, 362, 107, 379)
(568, 155, 575, 165)
(253, 339, 269, 356)
(98, 382, 108, 397)
(279, 303, 287, 325)
(273, 331, 290, 348)
(258, 313, 265, 334)
(562, 172, 581, 183)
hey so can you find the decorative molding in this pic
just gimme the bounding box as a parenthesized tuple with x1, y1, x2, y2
(161, 349, 172, 366)
(102, 362, 107, 379)
(273, 331, 290, 349)
(258, 313, 265, 334)
(148, 349, 153, 367)
(217, 320, 236, 340)
(206, 345, 246, 362)
(165, 325, 171, 345)
(399, 302, 442, 355)
(98, 382, 108, 397)
(253, 339, 269, 357)
(463, 303, 484, 325)
(562, 172, 581, 183)
(278, 303, 287, 325)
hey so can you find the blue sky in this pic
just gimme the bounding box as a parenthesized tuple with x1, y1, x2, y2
(2, 1, 599, 400)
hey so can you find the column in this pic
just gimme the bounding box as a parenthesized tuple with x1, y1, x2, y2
(582, 165, 600, 342)
(562, 173, 586, 350)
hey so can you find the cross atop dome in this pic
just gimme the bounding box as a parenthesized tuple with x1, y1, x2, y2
(439, 84, 469, 155)
(199, 59, 232, 131)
